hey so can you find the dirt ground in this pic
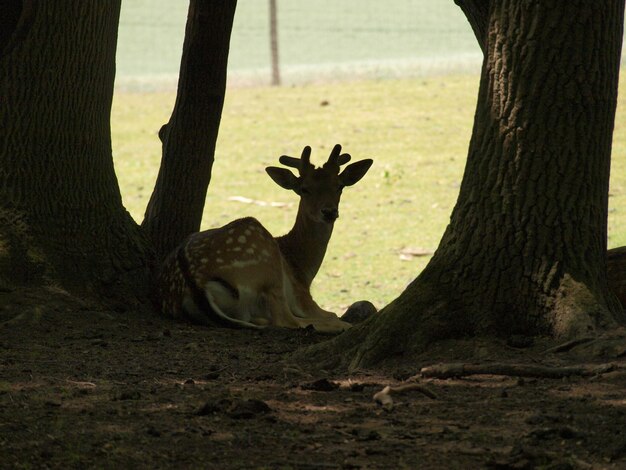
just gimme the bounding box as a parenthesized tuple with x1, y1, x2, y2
(1, 292, 626, 469)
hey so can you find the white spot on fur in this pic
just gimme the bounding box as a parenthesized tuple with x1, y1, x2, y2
(238, 235, 246, 244)
(246, 248, 254, 254)
(226, 238, 233, 244)
(233, 247, 242, 252)
(245, 229, 252, 236)
(216, 258, 224, 263)
(201, 258, 208, 264)
(231, 259, 261, 268)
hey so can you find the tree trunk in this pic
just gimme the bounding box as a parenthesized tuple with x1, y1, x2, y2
(454, 0, 626, 310)
(0, 1, 152, 305)
(608, 247, 626, 308)
(427, 0, 625, 337)
(304, 1, 626, 370)
(142, 1, 237, 261)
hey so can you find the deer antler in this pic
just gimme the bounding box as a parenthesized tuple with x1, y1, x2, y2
(278, 146, 314, 175)
(323, 144, 351, 173)
(278, 145, 351, 175)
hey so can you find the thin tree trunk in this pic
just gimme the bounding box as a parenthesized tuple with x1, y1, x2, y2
(0, 1, 152, 304)
(301, 1, 625, 370)
(142, 1, 237, 260)
(269, 0, 281, 86)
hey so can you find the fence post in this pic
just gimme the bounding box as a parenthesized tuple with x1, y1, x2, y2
(269, 0, 281, 86)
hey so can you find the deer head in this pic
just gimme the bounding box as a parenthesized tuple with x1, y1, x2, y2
(265, 144, 373, 225)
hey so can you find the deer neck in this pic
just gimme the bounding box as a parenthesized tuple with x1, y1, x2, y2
(276, 208, 334, 289)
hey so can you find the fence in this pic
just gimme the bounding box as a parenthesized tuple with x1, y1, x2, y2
(115, 0, 482, 91)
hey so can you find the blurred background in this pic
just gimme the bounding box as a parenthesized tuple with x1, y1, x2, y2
(115, 0, 482, 90)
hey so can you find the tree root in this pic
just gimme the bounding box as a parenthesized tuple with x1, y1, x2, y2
(544, 337, 596, 354)
(0, 306, 44, 328)
(419, 362, 619, 379)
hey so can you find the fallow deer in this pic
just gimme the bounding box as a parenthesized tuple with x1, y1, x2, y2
(158, 144, 373, 333)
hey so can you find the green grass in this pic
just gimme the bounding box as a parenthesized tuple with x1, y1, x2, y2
(112, 75, 626, 313)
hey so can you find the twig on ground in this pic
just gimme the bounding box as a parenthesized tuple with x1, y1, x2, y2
(419, 362, 618, 380)
(544, 337, 596, 354)
(65, 379, 97, 388)
(397, 246, 434, 261)
(373, 383, 438, 410)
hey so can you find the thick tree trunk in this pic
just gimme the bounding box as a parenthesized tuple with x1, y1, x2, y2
(426, 0, 624, 337)
(0, 1, 152, 304)
(142, 1, 237, 260)
(304, 1, 626, 370)
(455, 0, 626, 311)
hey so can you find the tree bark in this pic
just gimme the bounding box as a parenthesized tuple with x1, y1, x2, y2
(142, 1, 237, 260)
(427, 0, 624, 336)
(303, 1, 626, 370)
(608, 247, 626, 308)
(0, 0, 33, 56)
(454, 0, 626, 307)
(0, 1, 152, 304)
(454, 0, 626, 312)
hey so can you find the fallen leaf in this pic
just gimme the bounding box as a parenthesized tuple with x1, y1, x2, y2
(398, 247, 434, 260)
(228, 196, 291, 208)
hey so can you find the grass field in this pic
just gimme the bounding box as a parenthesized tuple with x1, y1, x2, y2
(111, 75, 626, 314)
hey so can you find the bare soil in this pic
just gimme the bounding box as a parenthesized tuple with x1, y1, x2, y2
(1, 291, 626, 469)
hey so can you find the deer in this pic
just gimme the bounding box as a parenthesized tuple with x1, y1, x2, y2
(158, 144, 373, 333)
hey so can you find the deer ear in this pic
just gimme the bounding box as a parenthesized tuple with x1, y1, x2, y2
(266, 167, 300, 190)
(339, 159, 373, 186)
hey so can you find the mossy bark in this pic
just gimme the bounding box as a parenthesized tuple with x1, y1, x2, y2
(305, 1, 626, 370)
